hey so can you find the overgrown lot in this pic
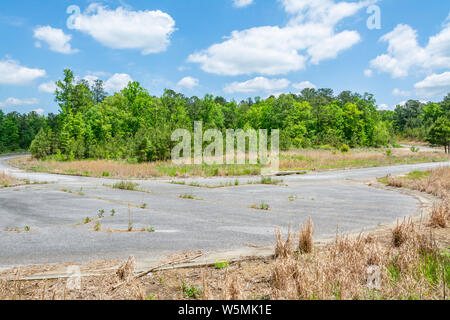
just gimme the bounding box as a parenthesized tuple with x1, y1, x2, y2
(1, 167, 449, 300)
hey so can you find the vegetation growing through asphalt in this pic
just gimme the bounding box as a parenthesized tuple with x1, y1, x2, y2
(251, 201, 270, 211)
(112, 181, 139, 191)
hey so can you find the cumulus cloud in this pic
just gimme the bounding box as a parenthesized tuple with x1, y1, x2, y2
(392, 88, 411, 97)
(370, 22, 450, 78)
(0, 59, 46, 85)
(0, 97, 39, 108)
(414, 71, 450, 98)
(292, 81, 316, 90)
(70, 4, 176, 55)
(38, 81, 57, 93)
(223, 77, 290, 94)
(33, 26, 78, 54)
(177, 77, 199, 89)
(104, 73, 133, 92)
(188, 0, 374, 76)
(233, 0, 254, 8)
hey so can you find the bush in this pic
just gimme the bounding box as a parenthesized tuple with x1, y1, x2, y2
(340, 144, 350, 153)
(30, 129, 52, 159)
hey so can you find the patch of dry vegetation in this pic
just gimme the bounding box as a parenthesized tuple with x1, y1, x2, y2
(1, 217, 448, 301)
(386, 166, 450, 228)
(9, 148, 449, 179)
(387, 166, 450, 199)
(280, 149, 449, 171)
(0, 172, 21, 188)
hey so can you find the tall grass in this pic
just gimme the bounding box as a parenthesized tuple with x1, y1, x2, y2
(0, 172, 19, 187)
(10, 148, 449, 179)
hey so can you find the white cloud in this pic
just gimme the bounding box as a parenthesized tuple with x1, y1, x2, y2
(70, 4, 176, 55)
(292, 81, 316, 90)
(233, 0, 254, 8)
(370, 22, 450, 78)
(104, 73, 133, 92)
(364, 69, 373, 77)
(414, 71, 450, 98)
(392, 88, 411, 97)
(177, 77, 199, 89)
(83, 75, 99, 86)
(32, 108, 45, 115)
(223, 77, 290, 94)
(0, 59, 46, 85)
(0, 97, 39, 108)
(38, 81, 57, 93)
(33, 26, 78, 54)
(378, 103, 390, 111)
(188, 0, 373, 75)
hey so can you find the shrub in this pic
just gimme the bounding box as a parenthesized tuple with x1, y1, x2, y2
(340, 144, 350, 153)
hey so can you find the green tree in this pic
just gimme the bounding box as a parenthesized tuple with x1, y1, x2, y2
(427, 116, 450, 154)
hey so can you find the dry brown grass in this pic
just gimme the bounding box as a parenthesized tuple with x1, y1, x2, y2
(391, 219, 413, 248)
(298, 218, 314, 254)
(9, 148, 449, 179)
(386, 166, 450, 229)
(0, 172, 20, 188)
(280, 148, 449, 171)
(387, 166, 450, 200)
(0, 217, 448, 300)
(430, 201, 450, 228)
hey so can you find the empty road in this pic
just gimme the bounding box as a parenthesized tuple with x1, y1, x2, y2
(0, 154, 448, 268)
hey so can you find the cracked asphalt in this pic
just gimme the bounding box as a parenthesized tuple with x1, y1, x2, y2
(0, 154, 448, 268)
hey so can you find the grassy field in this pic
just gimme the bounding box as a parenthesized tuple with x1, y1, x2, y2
(9, 148, 449, 179)
(1, 167, 449, 300)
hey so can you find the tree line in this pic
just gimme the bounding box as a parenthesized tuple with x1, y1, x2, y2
(1, 69, 448, 160)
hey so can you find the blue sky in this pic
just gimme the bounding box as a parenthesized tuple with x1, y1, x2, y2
(0, 0, 449, 115)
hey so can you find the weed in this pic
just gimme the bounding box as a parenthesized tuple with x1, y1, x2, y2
(112, 181, 139, 191)
(340, 144, 350, 153)
(24, 226, 31, 232)
(298, 218, 314, 254)
(181, 281, 202, 299)
(251, 201, 270, 210)
(180, 194, 195, 200)
(214, 261, 230, 270)
(147, 227, 156, 233)
(84, 217, 92, 224)
(110, 209, 116, 217)
(392, 219, 411, 248)
(98, 210, 105, 219)
(430, 201, 449, 228)
(260, 177, 283, 185)
(94, 222, 101, 232)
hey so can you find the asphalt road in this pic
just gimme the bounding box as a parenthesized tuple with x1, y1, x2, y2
(0, 155, 449, 268)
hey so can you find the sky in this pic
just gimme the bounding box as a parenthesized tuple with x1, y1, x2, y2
(0, 0, 449, 115)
